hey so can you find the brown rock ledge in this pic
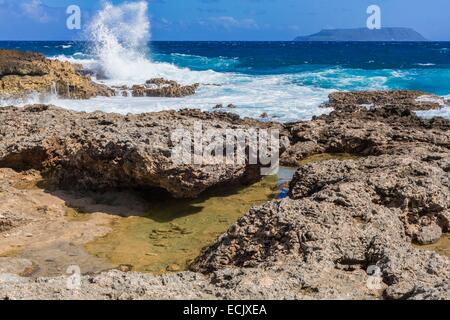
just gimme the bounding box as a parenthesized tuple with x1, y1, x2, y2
(0, 50, 114, 99)
(0, 105, 283, 198)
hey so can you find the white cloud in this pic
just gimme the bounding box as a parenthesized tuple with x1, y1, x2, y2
(0, 0, 53, 23)
(204, 16, 260, 30)
(19, 0, 52, 23)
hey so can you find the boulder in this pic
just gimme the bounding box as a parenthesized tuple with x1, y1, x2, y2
(0, 105, 282, 198)
(131, 78, 199, 98)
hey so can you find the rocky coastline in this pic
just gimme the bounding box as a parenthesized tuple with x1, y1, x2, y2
(0, 50, 114, 99)
(0, 52, 449, 300)
(0, 50, 200, 100)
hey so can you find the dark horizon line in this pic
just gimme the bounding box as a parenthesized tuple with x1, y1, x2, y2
(1, 39, 450, 42)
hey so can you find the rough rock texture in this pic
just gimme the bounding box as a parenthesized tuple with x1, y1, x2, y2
(281, 91, 450, 165)
(323, 90, 444, 111)
(0, 51, 202, 100)
(0, 90, 448, 300)
(0, 105, 282, 198)
(0, 50, 114, 99)
(130, 78, 200, 98)
(191, 157, 450, 298)
(0, 267, 383, 300)
(191, 91, 450, 299)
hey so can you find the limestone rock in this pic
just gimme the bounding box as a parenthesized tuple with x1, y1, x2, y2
(0, 90, 448, 300)
(282, 90, 450, 166)
(0, 50, 114, 99)
(131, 78, 199, 97)
(0, 105, 281, 198)
(191, 90, 450, 299)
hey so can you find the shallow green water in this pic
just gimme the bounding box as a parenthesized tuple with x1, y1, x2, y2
(418, 234, 450, 258)
(83, 156, 356, 274)
(83, 153, 449, 274)
(85, 172, 290, 274)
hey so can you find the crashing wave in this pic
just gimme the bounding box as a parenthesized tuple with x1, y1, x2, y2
(85, 1, 222, 85)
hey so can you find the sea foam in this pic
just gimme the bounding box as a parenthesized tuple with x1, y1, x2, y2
(4, 2, 449, 123)
(85, 1, 223, 86)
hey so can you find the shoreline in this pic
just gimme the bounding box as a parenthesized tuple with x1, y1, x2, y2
(0, 51, 449, 300)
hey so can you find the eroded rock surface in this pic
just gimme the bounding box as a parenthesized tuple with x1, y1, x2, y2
(130, 78, 200, 98)
(0, 105, 281, 198)
(191, 90, 450, 299)
(0, 50, 114, 99)
(323, 90, 445, 111)
(0, 90, 448, 300)
(191, 154, 450, 298)
(281, 91, 450, 165)
(0, 51, 203, 100)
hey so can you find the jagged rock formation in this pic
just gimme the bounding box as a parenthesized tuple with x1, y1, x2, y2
(281, 91, 449, 165)
(0, 50, 114, 99)
(0, 50, 202, 100)
(0, 105, 282, 198)
(324, 90, 444, 111)
(191, 90, 450, 299)
(130, 78, 200, 97)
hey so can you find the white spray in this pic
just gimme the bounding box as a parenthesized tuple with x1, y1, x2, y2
(87, 1, 152, 81)
(86, 1, 222, 85)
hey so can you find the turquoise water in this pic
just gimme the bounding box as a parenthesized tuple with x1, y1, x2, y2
(1, 41, 449, 121)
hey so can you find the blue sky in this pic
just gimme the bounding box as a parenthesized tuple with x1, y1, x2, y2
(1, 0, 449, 40)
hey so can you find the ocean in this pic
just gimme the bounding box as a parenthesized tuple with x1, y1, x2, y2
(1, 40, 450, 122)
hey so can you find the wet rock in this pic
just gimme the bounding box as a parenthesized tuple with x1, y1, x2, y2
(324, 90, 443, 111)
(213, 104, 237, 109)
(0, 50, 114, 99)
(282, 90, 450, 166)
(413, 223, 443, 245)
(260, 112, 268, 118)
(132, 78, 199, 98)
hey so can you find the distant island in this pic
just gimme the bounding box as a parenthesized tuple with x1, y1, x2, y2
(294, 27, 427, 42)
